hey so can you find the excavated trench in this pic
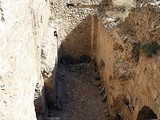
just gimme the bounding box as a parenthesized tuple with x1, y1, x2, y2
(41, 5, 160, 120)
(46, 56, 159, 120)
(48, 56, 108, 120)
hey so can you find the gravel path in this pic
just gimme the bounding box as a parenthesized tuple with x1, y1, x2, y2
(49, 62, 107, 120)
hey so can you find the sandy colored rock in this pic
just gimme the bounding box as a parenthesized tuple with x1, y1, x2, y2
(0, 0, 57, 119)
(95, 4, 160, 120)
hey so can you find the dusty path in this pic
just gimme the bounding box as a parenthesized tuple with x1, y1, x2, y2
(49, 62, 107, 120)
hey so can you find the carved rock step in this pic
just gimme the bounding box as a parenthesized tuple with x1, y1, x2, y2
(98, 85, 103, 90)
(101, 93, 107, 102)
(99, 87, 105, 95)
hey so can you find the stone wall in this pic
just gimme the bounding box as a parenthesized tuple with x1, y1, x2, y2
(118, 5, 160, 119)
(50, 0, 135, 59)
(59, 15, 92, 58)
(95, 19, 116, 116)
(50, 0, 102, 59)
(95, 4, 160, 120)
(41, 23, 58, 111)
(0, 0, 57, 119)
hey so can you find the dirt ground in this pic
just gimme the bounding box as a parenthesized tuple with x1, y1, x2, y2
(48, 62, 108, 120)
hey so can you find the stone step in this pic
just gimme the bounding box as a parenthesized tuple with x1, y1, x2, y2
(98, 85, 103, 90)
(99, 87, 105, 95)
(101, 93, 107, 102)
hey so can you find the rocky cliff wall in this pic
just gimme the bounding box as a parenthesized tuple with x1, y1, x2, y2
(95, 4, 160, 120)
(0, 0, 57, 119)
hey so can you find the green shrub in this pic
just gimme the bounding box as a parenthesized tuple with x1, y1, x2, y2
(140, 41, 159, 57)
(49, 16, 54, 21)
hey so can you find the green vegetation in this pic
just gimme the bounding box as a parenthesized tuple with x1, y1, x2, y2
(140, 41, 159, 57)
(115, 3, 133, 21)
(123, 3, 132, 11)
(49, 16, 54, 21)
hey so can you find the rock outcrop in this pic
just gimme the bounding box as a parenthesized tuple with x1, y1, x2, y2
(95, 3, 160, 120)
(0, 0, 57, 119)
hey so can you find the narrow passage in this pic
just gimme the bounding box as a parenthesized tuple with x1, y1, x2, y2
(49, 61, 108, 120)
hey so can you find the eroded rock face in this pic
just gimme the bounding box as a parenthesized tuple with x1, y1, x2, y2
(41, 24, 58, 108)
(95, 4, 160, 120)
(34, 75, 46, 114)
(0, 0, 55, 119)
(50, 0, 102, 59)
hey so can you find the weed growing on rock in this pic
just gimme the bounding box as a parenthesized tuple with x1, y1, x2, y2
(49, 16, 54, 21)
(140, 41, 159, 57)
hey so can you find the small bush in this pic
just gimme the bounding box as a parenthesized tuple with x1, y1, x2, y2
(140, 41, 159, 57)
(49, 16, 54, 21)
